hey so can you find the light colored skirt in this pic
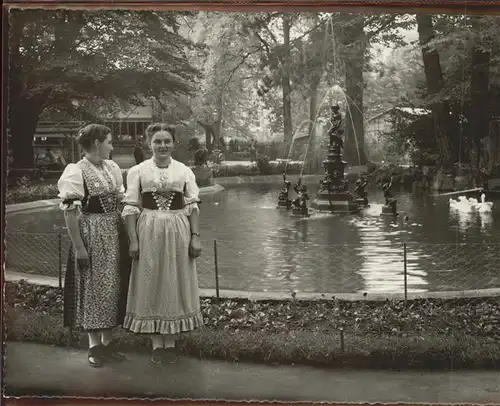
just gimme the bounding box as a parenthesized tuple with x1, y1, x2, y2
(123, 209, 203, 334)
(64, 212, 127, 331)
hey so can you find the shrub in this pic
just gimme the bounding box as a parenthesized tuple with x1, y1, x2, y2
(366, 162, 379, 174)
(210, 163, 259, 178)
(369, 164, 410, 186)
(6, 183, 59, 204)
(256, 156, 273, 175)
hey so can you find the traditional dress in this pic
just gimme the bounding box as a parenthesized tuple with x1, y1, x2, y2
(122, 158, 204, 334)
(58, 158, 131, 331)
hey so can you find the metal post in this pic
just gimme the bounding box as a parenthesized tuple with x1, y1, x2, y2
(339, 328, 345, 352)
(403, 242, 408, 303)
(58, 233, 62, 289)
(214, 240, 220, 299)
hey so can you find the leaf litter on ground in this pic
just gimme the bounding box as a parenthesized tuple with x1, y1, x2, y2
(6, 280, 500, 339)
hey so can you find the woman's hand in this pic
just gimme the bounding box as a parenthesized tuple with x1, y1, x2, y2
(129, 241, 139, 260)
(75, 247, 90, 269)
(189, 234, 202, 258)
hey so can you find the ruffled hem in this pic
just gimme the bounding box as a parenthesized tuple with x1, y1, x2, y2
(123, 312, 204, 334)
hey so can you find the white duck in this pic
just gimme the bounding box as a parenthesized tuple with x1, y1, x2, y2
(476, 193, 493, 213)
(449, 195, 475, 212)
(468, 197, 479, 207)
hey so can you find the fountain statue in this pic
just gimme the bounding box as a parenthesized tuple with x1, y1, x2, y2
(291, 177, 310, 216)
(189, 138, 213, 187)
(194, 147, 209, 166)
(277, 173, 293, 209)
(353, 175, 369, 207)
(381, 176, 398, 216)
(310, 105, 359, 213)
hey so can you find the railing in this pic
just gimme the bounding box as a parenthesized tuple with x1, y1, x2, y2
(5, 231, 500, 300)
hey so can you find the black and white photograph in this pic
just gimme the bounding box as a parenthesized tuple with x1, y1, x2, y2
(3, 3, 500, 403)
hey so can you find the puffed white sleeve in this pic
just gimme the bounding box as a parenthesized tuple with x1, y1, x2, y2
(108, 160, 125, 200)
(183, 167, 201, 216)
(57, 164, 84, 211)
(121, 165, 142, 218)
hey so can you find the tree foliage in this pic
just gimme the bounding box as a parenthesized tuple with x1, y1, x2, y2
(8, 8, 200, 168)
(9, 9, 500, 172)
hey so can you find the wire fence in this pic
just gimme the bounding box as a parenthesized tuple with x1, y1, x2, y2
(5, 230, 500, 299)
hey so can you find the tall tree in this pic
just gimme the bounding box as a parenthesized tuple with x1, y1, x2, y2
(186, 12, 263, 153)
(416, 13, 454, 167)
(243, 12, 309, 143)
(8, 9, 200, 169)
(337, 13, 367, 165)
(334, 12, 410, 165)
(469, 15, 491, 170)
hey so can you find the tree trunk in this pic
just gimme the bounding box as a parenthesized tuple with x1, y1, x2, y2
(341, 16, 367, 165)
(307, 16, 324, 137)
(416, 13, 454, 168)
(213, 94, 224, 150)
(9, 108, 41, 169)
(8, 10, 59, 170)
(8, 11, 36, 169)
(282, 14, 293, 143)
(205, 127, 215, 154)
(469, 16, 491, 170)
(197, 120, 215, 154)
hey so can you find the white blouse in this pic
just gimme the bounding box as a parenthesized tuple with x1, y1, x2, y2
(122, 158, 200, 217)
(57, 159, 125, 211)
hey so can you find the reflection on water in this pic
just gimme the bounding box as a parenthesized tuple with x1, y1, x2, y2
(479, 212, 493, 232)
(6, 184, 500, 294)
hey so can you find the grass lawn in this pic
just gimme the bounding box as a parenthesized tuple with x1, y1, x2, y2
(5, 280, 500, 370)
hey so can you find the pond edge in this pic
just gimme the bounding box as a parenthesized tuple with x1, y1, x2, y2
(6, 184, 226, 215)
(5, 270, 500, 302)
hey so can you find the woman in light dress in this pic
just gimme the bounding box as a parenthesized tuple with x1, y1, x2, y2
(122, 123, 203, 365)
(58, 124, 130, 368)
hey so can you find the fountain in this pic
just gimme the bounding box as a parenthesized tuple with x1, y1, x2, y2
(291, 177, 310, 217)
(310, 105, 360, 213)
(380, 176, 398, 216)
(277, 173, 293, 209)
(353, 175, 369, 207)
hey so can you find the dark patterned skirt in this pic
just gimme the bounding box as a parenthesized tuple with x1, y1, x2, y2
(63, 212, 131, 331)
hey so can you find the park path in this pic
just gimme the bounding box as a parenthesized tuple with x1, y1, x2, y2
(4, 342, 500, 402)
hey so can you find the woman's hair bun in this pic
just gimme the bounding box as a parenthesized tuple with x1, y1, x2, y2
(76, 124, 111, 151)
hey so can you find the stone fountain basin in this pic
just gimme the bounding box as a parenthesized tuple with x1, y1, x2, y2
(191, 165, 214, 188)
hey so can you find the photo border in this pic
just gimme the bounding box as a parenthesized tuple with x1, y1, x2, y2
(2, 1, 499, 405)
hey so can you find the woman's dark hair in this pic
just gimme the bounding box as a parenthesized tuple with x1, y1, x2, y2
(77, 124, 112, 152)
(145, 123, 176, 142)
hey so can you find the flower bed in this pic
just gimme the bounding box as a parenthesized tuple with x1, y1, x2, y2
(6, 184, 60, 205)
(5, 280, 500, 370)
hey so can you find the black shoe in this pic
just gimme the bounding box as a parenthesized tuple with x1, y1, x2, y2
(88, 345, 105, 368)
(150, 348, 165, 366)
(103, 341, 126, 362)
(162, 347, 179, 364)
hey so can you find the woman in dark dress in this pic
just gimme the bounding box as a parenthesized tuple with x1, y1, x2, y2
(58, 124, 130, 367)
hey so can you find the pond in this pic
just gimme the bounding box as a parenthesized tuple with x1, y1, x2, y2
(6, 182, 500, 295)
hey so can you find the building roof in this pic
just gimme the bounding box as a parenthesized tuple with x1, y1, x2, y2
(367, 107, 431, 123)
(104, 102, 153, 121)
(34, 121, 85, 138)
